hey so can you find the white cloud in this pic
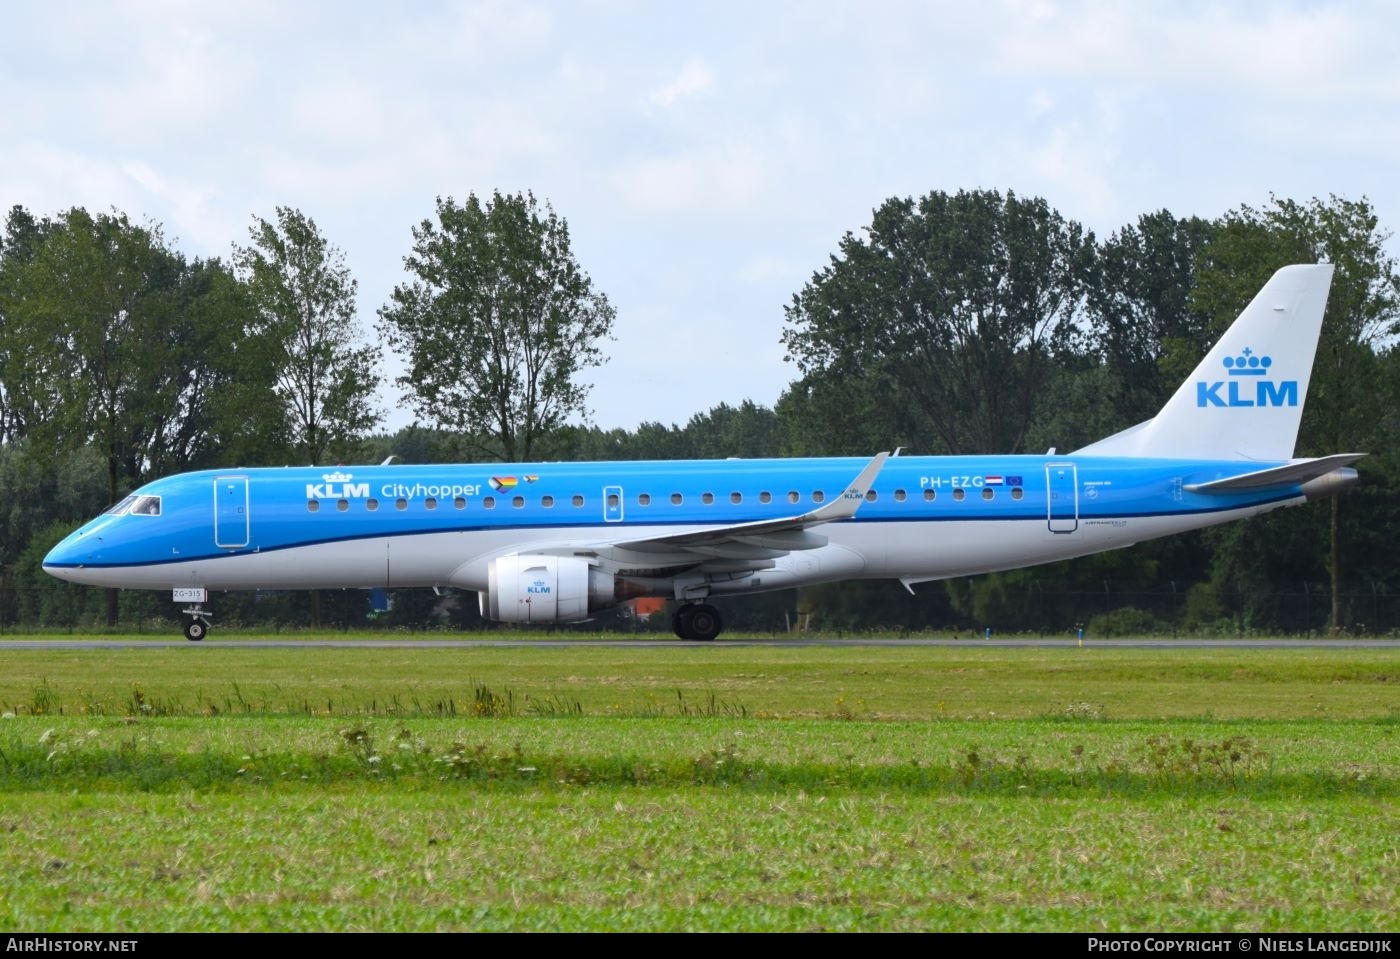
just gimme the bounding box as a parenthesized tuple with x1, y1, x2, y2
(647, 58, 715, 110)
(612, 141, 773, 217)
(738, 254, 805, 285)
(442, 0, 555, 61)
(1028, 89, 1055, 116)
(993, 1, 1386, 98)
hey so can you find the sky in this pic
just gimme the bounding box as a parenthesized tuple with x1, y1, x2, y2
(3, 0, 1398, 434)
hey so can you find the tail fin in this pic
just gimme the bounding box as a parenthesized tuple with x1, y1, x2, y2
(1076, 263, 1334, 461)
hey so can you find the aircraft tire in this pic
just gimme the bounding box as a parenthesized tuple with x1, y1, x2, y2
(685, 604, 722, 642)
(184, 618, 208, 642)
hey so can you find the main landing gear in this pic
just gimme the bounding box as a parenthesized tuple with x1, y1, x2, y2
(673, 603, 723, 642)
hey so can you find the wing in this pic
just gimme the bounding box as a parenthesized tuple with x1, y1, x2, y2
(604, 451, 889, 560)
(447, 452, 892, 592)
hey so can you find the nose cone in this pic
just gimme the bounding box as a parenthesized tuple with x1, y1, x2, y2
(43, 526, 98, 582)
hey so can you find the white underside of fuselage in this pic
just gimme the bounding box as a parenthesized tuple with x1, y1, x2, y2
(48, 498, 1300, 596)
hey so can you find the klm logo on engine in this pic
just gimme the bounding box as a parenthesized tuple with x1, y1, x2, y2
(1196, 348, 1297, 408)
(527, 578, 551, 595)
(306, 470, 370, 500)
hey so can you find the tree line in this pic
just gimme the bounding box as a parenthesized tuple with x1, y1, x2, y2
(1, 189, 1396, 635)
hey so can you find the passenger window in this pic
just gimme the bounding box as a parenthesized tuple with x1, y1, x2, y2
(1011, 487, 1024, 501)
(923, 489, 936, 502)
(307, 500, 320, 512)
(336, 499, 349, 512)
(865, 490, 877, 502)
(482, 497, 495, 510)
(787, 491, 799, 504)
(512, 496, 524, 508)
(366, 498, 379, 511)
(760, 491, 772, 504)
(542, 495, 555, 508)
(671, 493, 683, 505)
(454, 496, 466, 509)
(702, 493, 714, 505)
(982, 488, 994, 500)
(894, 490, 906, 502)
(812, 491, 825, 504)
(638, 493, 651, 506)
(396, 498, 408, 510)
(953, 488, 965, 502)
(425, 497, 437, 510)
(730, 492, 742, 504)
(607, 493, 620, 509)
(572, 494, 584, 507)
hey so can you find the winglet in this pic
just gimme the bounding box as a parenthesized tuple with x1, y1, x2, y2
(800, 451, 890, 524)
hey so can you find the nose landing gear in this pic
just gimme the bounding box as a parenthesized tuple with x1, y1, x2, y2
(175, 589, 212, 642)
(183, 615, 210, 642)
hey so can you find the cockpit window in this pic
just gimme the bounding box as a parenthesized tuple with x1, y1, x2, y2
(130, 495, 161, 516)
(105, 496, 138, 516)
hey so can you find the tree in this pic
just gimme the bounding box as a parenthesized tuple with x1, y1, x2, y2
(378, 191, 616, 462)
(776, 369, 911, 457)
(782, 189, 1093, 455)
(234, 207, 381, 464)
(0, 442, 107, 626)
(1085, 210, 1218, 426)
(678, 400, 785, 459)
(2, 210, 181, 623)
(0, 206, 59, 444)
(6, 213, 179, 486)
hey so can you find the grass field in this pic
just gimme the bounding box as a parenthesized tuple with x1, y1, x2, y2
(1, 639, 1398, 931)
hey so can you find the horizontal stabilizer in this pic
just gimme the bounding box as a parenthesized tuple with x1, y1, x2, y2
(1184, 454, 1365, 493)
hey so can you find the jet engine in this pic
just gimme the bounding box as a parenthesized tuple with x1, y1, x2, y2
(479, 554, 618, 624)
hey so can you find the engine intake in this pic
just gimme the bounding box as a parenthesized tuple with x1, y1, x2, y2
(480, 554, 617, 624)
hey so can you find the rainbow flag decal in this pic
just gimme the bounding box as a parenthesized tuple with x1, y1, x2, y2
(523, 474, 539, 484)
(490, 476, 518, 493)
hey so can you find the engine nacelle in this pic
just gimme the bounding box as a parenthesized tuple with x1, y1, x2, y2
(480, 554, 617, 624)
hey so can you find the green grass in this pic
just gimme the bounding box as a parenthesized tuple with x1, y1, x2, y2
(2, 644, 1400, 720)
(1, 642, 1398, 930)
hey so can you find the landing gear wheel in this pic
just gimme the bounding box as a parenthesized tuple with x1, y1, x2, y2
(687, 604, 722, 642)
(674, 603, 722, 642)
(184, 617, 208, 642)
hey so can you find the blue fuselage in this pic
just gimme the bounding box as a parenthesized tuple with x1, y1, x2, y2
(43, 454, 1302, 592)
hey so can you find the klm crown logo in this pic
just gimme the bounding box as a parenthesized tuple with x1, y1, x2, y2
(1196, 348, 1298, 409)
(307, 469, 370, 500)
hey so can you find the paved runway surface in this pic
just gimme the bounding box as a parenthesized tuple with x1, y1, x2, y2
(3, 637, 1399, 650)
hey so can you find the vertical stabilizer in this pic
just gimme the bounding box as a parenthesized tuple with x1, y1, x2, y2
(1075, 264, 1334, 461)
